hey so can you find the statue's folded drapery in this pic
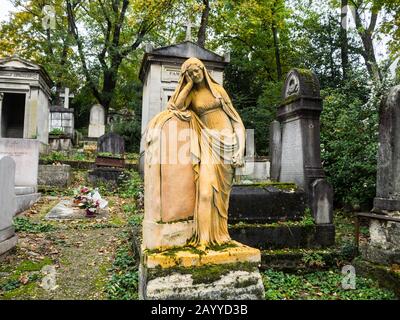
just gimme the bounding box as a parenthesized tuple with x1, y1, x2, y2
(144, 58, 245, 246)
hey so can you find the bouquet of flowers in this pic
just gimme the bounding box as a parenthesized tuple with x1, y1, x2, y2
(72, 186, 107, 217)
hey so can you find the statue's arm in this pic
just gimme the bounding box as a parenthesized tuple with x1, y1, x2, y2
(174, 73, 193, 110)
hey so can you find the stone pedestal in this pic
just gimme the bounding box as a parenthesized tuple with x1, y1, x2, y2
(139, 241, 264, 300)
(365, 85, 400, 264)
(0, 156, 17, 256)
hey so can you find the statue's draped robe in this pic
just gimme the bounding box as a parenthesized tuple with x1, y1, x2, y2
(144, 59, 245, 246)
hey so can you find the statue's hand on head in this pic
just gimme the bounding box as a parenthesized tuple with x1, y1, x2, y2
(184, 71, 194, 89)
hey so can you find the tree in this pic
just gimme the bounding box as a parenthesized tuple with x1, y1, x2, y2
(0, 0, 79, 101)
(197, 0, 210, 47)
(350, 0, 382, 81)
(65, 0, 177, 115)
(340, 0, 350, 79)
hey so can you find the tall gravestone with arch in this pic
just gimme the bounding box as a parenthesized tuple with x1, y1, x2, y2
(362, 85, 400, 264)
(270, 68, 335, 240)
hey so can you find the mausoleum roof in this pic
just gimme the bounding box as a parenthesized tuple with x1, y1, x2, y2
(139, 41, 229, 82)
(0, 55, 53, 89)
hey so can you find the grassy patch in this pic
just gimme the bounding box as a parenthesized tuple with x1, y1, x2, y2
(263, 269, 396, 300)
(13, 217, 57, 233)
(106, 237, 139, 300)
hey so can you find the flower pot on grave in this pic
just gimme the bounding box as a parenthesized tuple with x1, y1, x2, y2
(85, 208, 97, 217)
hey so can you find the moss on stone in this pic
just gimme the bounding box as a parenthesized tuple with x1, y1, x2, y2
(282, 94, 300, 105)
(228, 210, 315, 230)
(147, 261, 259, 285)
(255, 181, 298, 191)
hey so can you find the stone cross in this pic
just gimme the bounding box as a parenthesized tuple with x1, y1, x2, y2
(60, 87, 74, 109)
(185, 19, 192, 41)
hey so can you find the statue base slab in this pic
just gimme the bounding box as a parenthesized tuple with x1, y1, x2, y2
(139, 241, 265, 300)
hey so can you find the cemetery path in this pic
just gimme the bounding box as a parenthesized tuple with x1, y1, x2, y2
(0, 195, 135, 300)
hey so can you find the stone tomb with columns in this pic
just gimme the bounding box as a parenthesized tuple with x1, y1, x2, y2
(0, 56, 52, 151)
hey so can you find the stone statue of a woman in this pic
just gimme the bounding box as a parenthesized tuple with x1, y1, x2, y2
(144, 57, 245, 249)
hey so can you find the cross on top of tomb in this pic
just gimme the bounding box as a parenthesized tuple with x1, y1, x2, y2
(60, 87, 74, 109)
(185, 19, 193, 41)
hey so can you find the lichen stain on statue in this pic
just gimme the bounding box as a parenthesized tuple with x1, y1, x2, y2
(143, 57, 247, 251)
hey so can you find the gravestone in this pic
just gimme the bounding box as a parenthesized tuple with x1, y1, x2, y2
(269, 120, 282, 181)
(274, 69, 334, 236)
(0, 156, 17, 256)
(89, 133, 126, 185)
(0, 56, 53, 151)
(0, 138, 41, 213)
(88, 104, 105, 138)
(363, 85, 400, 264)
(97, 132, 125, 155)
(138, 41, 229, 173)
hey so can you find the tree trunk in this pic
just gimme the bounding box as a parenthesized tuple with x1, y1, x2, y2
(340, 0, 349, 79)
(197, 0, 210, 47)
(353, 3, 381, 81)
(272, 25, 282, 81)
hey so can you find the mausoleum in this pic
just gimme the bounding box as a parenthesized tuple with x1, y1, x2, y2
(0, 55, 53, 148)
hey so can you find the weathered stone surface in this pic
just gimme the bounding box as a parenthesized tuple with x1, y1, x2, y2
(15, 190, 40, 215)
(49, 106, 74, 137)
(142, 220, 194, 250)
(228, 183, 306, 224)
(311, 179, 333, 224)
(88, 167, 125, 186)
(88, 104, 105, 138)
(0, 138, 39, 187)
(97, 132, 125, 155)
(144, 241, 261, 269)
(269, 120, 281, 181)
(277, 69, 325, 193)
(139, 241, 264, 300)
(48, 137, 73, 151)
(235, 159, 270, 181)
(144, 270, 264, 300)
(229, 224, 335, 249)
(38, 164, 71, 187)
(365, 85, 400, 265)
(373, 85, 400, 211)
(0, 235, 18, 257)
(0, 155, 17, 256)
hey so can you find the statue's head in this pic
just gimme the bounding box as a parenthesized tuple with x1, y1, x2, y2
(181, 57, 205, 84)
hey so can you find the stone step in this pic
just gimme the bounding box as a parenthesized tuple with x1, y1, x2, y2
(15, 186, 37, 195)
(15, 193, 41, 215)
(228, 183, 306, 224)
(229, 223, 335, 250)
